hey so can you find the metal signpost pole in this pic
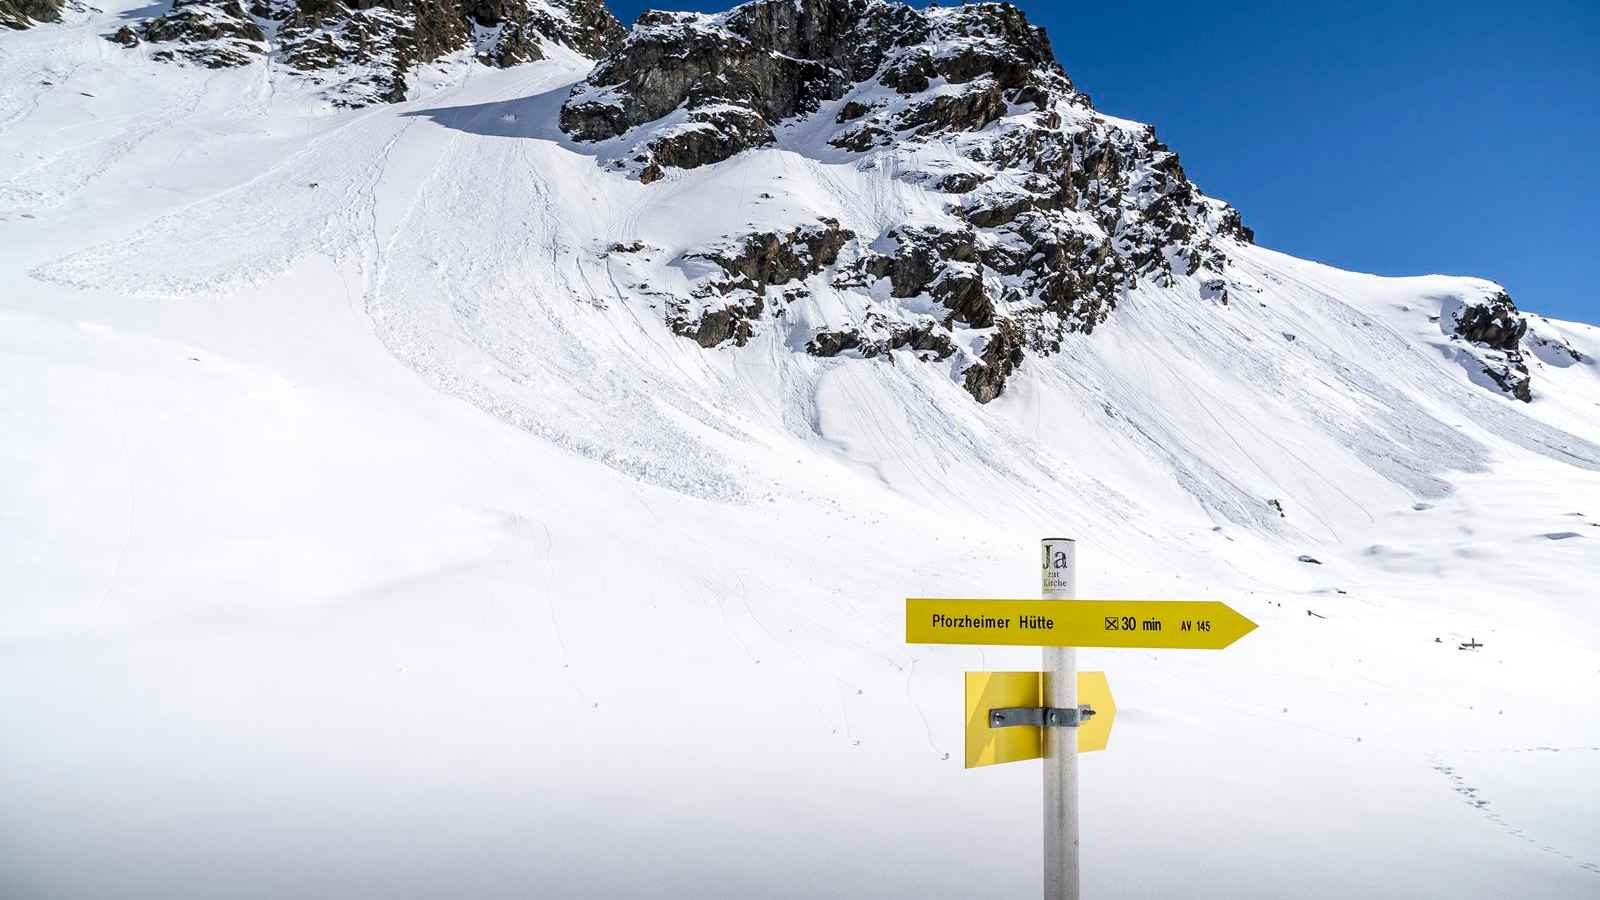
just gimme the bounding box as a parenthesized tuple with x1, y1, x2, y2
(907, 547, 1256, 894)
(1041, 537, 1078, 900)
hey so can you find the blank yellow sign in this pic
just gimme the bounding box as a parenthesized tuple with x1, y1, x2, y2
(963, 671, 1116, 768)
(1076, 671, 1116, 753)
(965, 672, 1042, 768)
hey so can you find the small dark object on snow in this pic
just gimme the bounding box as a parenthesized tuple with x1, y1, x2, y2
(1459, 638, 1482, 650)
(1268, 499, 1285, 517)
(1297, 554, 1321, 564)
(1435, 637, 1443, 643)
(1307, 609, 1326, 620)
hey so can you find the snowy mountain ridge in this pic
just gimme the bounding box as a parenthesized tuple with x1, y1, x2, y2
(3, 1, 1600, 897)
(557, 0, 1258, 402)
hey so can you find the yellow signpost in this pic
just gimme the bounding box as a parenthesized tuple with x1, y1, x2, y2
(921, 596, 1253, 768)
(964, 671, 1117, 767)
(910, 542, 1261, 900)
(907, 598, 1256, 650)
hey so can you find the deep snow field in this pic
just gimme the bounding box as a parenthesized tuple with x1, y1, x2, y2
(3, 10, 1600, 899)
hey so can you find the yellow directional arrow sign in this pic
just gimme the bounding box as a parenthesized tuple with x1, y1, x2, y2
(964, 671, 1117, 767)
(1076, 671, 1115, 753)
(907, 599, 1256, 650)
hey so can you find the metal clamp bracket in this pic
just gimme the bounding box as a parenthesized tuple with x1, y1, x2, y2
(989, 704, 1095, 729)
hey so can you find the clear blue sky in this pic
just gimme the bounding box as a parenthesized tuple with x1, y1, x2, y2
(608, 1, 1599, 324)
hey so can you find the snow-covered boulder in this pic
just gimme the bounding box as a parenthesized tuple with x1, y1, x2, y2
(1452, 290, 1533, 401)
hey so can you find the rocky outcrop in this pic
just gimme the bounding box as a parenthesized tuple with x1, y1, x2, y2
(1, 0, 62, 29)
(686, 219, 854, 292)
(561, 0, 944, 164)
(962, 319, 1025, 403)
(673, 297, 764, 348)
(670, 220, 855, 348)
(807, 317, 955, 361)
(468, 0, 624, 67)
(860, 225, 975, 296)
(111, 0, 621, 105)
(115, 0, 266, 69)
(1454, 291, 1527, 350)
(566, 0, 1252, 403)
(1453, 291, 1533, 402)
(261, 0, 499, 105)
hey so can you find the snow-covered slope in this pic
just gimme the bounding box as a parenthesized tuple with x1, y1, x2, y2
(2, 2, 1599, 898)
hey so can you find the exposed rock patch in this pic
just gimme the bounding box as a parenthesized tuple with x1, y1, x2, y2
(686, 218, 854, 292)
(962, 319, 1025, 404)
(566, 0, 1254, 403)
(807, 316, 956, 361)
(1455, 292, 1527, 350)
(1, 0, 62, 28)
(115, 0, 266, 68)
(1453, 291, 1533, 402)
(559, 4, 882, 167)
(670, 219, 855, 348)
(112, 0, 622, 105)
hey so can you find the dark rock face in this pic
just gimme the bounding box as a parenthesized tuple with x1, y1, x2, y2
(677, 299, 763, 348)
(269, 0, 485, 105)
(1485, 366, 1533, 403)
(562, 0, 929, 165)
(672, 220, 854, 348)
(808, 318, 955, 360)
(649, 98, 776, 171)
(1453, 291, 1533, 402)
(1, 0, 62, 29)
(117, 0, 266, 68)
(863, 226, 977, 299)
(468, 0, 624, 66)
(963, 319, 1025, 404)
(113, 0, 622, 104)
(559, 5, 869, 164)
(1454, 291, 1527, 350)
(686, 218, 855, 292)
(569, 0, 1252, 403)
(937, 172, 986, 194)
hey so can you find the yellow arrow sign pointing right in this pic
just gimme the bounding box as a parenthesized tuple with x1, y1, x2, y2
(964, 671, 1117, 767)
(909, 599, 1257, 650)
